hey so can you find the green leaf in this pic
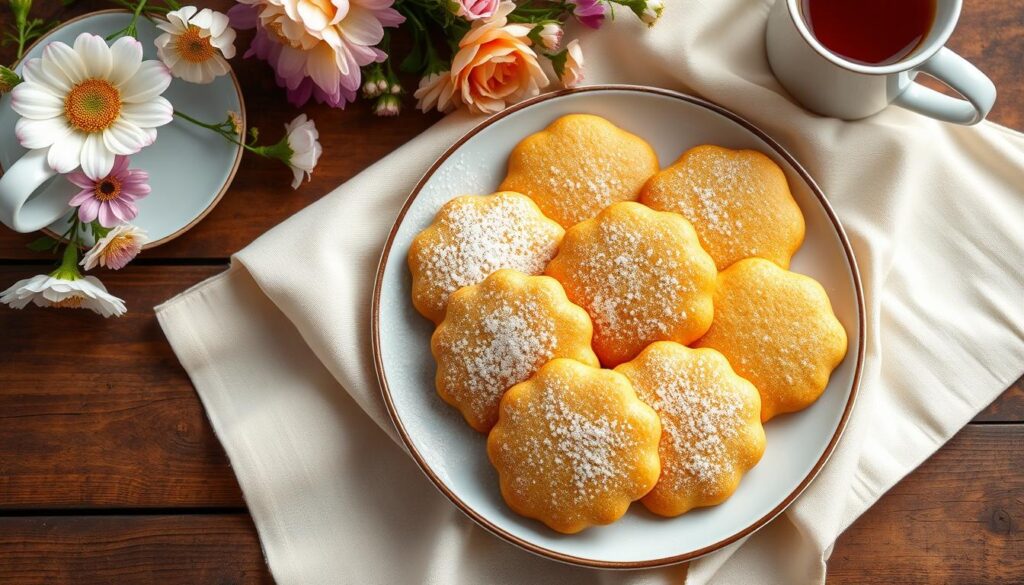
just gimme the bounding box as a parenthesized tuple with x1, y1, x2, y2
(26, 235, 58, 252)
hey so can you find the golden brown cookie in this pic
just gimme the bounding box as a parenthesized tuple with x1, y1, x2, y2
(499, 114, 660, 228)
(695, 258, 848, 421)
(431, 270, 599, 433)
(487, 358, 662, 533)
(616, 342, 765, 517)
(545, 201, 717, 367)
(408, 192, 564, 324)
(641, 145, 805, 270)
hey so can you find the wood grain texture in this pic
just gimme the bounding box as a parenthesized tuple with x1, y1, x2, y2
(0, 266, 243, 508)
(830, 425, 1024, 584)
(0, 515, 273, 585)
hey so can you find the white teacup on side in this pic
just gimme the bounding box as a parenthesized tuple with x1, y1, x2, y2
(0, 149, 77, 233)
(766, 0, 996, 124)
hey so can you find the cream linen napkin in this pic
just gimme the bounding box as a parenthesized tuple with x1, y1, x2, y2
(155, 0, 1024, 583)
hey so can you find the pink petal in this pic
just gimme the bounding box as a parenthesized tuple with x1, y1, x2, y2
(109, 199, 138, 222)
(66, 172, 95, 189)
(77, 198, 100, 223)
(68, 189, 95, 206)
(97, 202, 119, 227)
(110, 155, 131, 176)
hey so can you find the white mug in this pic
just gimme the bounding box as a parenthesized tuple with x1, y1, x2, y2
(0, 149, 78, 233)
(766, 0, 996, 124)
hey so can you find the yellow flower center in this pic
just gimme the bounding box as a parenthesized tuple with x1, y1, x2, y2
(103, 234, 135, 257)
(64, 79, 121, 133)
(93, 177, 122, 202)
(52, 294, 84, 308)
(176, 25, 217, 63)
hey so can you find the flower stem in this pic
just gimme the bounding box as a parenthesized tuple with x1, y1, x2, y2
(173, 109, 277, 158)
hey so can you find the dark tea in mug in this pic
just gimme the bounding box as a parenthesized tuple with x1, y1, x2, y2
(800, 0, 936, 66)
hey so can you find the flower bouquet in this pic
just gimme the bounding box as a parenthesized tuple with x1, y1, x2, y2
(0, 0, 660, 316)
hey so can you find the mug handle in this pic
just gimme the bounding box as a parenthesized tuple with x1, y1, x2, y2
(892, 47, 996, 125)
(0, 148, 68, 233)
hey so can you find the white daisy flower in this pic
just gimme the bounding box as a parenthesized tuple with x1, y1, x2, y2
(155, 6, 237, 84)
(1, 273, 126, 317)
(10, 33, 173, 180)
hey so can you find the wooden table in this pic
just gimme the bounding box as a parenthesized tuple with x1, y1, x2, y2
(0, 1, 1021, 582)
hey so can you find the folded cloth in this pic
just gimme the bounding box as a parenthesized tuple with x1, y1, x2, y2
(155, 0, 1024, 583)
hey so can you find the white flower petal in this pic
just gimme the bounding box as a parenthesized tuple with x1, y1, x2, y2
(190, 8, 215, 30)
(208, 11, 231, 37)
(121, 97, 173, 128)
(15, 117, 69, 149)
(10, 81, 64, 120)
(46, 130, 85, 174)
(81, 133, 115, 180)
(22, 57, 71, 94)
(211, 27, 236, 59)
(337, 6, 385, 46)
(118, 60, 172, 103)
(42, 41, 87, 84)
(73, 33, 112, 79)
(108, 37, 143, 86)
(102, 120, 152, 155)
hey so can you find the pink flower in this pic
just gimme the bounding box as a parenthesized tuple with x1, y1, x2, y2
(80, 224, 148, 270)
(229, 0, 403, 108)
(450, 0, 498, 21)
(67, 155, 150, 228)
(570, 0, 606, 29)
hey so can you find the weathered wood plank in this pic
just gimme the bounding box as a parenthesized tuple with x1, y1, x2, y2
(829, 425, 1024, 584)
(0, 265, 244, 508)
(0, 514, 273, 585)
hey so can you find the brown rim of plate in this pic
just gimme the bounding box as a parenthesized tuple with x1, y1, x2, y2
(0, 8, 246, 250)
(371, 84, 866, 569)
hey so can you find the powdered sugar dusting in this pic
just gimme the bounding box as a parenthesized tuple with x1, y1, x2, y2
(438, 292, 557, 427)
(634, 351, 746, 488)
(414, 195, 561, 317)
(501, 375, 641, 507)
(562, 209, 707, 355)
(661, 151, 757, 241)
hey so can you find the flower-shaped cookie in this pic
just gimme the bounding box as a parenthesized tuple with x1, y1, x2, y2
(499, 114, 660, 228)
(695, 258, 848, 421)
(616, 342, 765, 517)
(487, 358, 662, 533)
(545, 202, 717, 367)
(408, 192, 564, 324)
(642, 145, 805, 270)
(432, 269, 599, 433)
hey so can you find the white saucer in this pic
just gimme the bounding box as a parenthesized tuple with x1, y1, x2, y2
(0, 10, 244, 248)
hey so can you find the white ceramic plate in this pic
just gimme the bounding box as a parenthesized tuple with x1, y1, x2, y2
(372, 86, 865, 568)
(0, 10, 244, 248)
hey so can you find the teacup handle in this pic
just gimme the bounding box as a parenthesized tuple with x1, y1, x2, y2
(0, 148, 69, 233)
(892, 47, 997, 126)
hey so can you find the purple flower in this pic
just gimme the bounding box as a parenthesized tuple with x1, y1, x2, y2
(571, 0, 606, 29)
(67, 155, 150, 228)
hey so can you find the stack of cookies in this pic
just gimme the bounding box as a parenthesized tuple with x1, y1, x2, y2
(407, 114, 848, 534)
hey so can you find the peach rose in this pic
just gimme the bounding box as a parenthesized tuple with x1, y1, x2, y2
(450, 1, 549, 115)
